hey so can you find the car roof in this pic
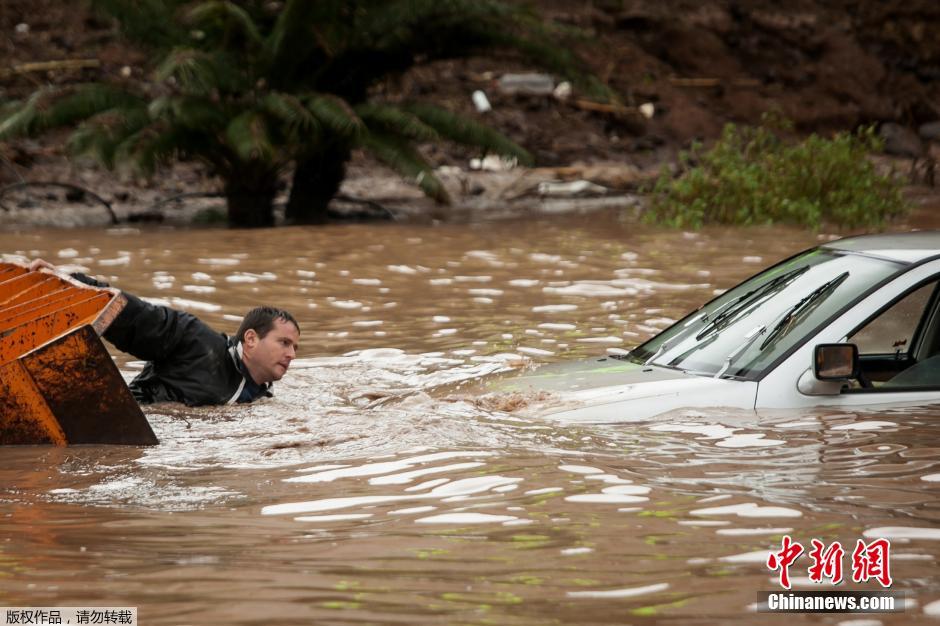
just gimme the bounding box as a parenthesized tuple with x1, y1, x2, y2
(821, 231, 940, 264)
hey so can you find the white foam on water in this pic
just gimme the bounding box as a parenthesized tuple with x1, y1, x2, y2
(330, 300, 364, 309)
(697, 494, 732, 503)
(565, 494, 649, 504)
(559, 464, 604, 474)
(584, 474, 633, 484)
(835, 619, 883, 626)
(561, 547, 593, 556)
(388, 506, 437, 515)
(524, 488, 563, 496)
(532, 304, 578, 313)
(567, 582, 669, 599)
(716, 527, 794, 536)
(716, 434, 786, 448)
(544, 283, 635, 297)
(509, 279, 540, 287)
(863, 526, 940, 540)
(576, 336, 624, 344)
(921, 473, 940, 482)
(649, 423, 739, 439)
(198, 257, 239, 266)
(538, 323, 575, 330)
(405, 479, 451, 492)
(415, 513, 518, 524)
(294, 513, 373, 522)
(518, 346, 555, 357)
(690, 503, 803, 518)
(924, 599, 940, 616)
(719, 550, 771, 563)
(892, 553, 934, 560)
(677, 520, 730, 527)
(602, 485, 651, 495)
(168, 298, 222, 313)
(831, 421, 897, 431)
(369, 462, 485, 486)
(289, 451, 494, 483)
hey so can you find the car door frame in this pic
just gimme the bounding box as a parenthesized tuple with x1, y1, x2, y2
(756, 257, 940, 410)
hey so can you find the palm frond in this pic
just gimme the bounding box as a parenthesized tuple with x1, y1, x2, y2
(264, 0, 344, 82)
(0, 85, 141, 140)
(305, 94, 364, 140)
(402, 103, 533, 165)
(66, 105, 151, 168)
(356, 103, 439, 142)
(0, 91, 45, 140)
(361, 131, 450, 204)
(261, 92, 320, 138)
(91, 0, 188, 50)
(148, 95, 227, 131)
(225, 110, 275, 163)
(186, 1, 263, 48)
(114, 122, 188, 177)
(154, 47, 245, 94)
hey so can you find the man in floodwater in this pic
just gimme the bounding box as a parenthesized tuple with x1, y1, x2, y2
(28, 259, 300, 406)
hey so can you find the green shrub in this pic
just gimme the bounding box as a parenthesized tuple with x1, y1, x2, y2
(646, 116, 909, 229)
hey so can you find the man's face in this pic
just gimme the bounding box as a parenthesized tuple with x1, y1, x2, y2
(242, 319, 300, 384)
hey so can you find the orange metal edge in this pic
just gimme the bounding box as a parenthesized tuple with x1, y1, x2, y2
(1, 262, 127, 337)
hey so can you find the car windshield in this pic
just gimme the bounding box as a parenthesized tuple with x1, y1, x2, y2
(627, 248, 903, 380)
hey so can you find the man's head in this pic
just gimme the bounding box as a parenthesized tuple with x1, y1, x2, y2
(236, 307, 300, 384)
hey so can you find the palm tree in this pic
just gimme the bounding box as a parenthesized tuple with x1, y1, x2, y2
(0, 1, 614, 227)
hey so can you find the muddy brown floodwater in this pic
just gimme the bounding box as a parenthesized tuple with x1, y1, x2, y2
(1, 212, 939, 625)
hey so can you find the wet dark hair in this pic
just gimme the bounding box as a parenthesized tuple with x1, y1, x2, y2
(235, 306, 299, 343)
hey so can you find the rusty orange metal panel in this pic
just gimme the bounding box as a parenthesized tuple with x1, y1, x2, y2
(0, 262, 156, 446)
(22, 325, 157, 445)
(0, 273, 53, 305)
(0, 288, 88, 323)
(0, 292, 109, 334)
(0, 277, 69, 308)
(0, 265, 27, 281)
(0, 293, 112, 362)
(0, 360, 67, 445)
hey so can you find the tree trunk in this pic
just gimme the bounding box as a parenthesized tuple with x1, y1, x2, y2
(285, 143, 351, 224)
(223, 169, 278, 228)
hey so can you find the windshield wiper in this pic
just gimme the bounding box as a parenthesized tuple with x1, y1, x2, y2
(695, 265, 809, 341)
(714, 324, 766, 378)
(758, 271, 850, 351)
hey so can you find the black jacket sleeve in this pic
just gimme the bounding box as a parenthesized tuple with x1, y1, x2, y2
(71, 271, 206, 363)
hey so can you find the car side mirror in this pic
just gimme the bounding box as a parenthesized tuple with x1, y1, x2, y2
(814, 343, 859, 380)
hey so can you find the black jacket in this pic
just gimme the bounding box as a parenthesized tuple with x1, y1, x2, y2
(74, 273, 271, 406)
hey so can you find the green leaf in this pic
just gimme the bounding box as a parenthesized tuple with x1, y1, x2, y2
(261, 92, 320, 137)
(306, 94, 364, 140)
(356, 103, 439, 142)
(186, 1, 263, 47)
(403, 103, 532, 165)
(361, 130, 450, 204)
(225, 110, 274, 162)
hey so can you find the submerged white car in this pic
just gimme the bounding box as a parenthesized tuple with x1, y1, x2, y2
(499, 231, 940, 422)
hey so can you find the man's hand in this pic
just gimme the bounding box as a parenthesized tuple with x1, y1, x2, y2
(28, 258, 57, 272)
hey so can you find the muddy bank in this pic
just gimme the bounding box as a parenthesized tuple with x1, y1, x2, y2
(1, 1, 939, 226)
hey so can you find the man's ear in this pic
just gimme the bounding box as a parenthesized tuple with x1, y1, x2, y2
(243, 328, 258, 349)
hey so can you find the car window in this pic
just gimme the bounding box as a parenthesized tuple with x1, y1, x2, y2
(627, 249, 903, 381)
(850, 281, 935, 356)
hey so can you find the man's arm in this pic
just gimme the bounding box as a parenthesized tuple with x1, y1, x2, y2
(29, 258, 199, 362)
